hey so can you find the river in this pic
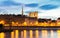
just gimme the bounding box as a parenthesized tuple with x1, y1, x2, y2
(0, 29, 60, 38)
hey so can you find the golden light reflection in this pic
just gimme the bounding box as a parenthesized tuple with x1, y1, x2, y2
(51, 30, 54, 38)
(57, 30, 60, 38)
(35, 30, 39, 38)
(11, 31, 15, 38)
(42, 30, 48, 38)
(30, 30, 33, 38)
(23, 30, 27, 38)
(15, 30, 19, 38)
(21, 31, 23, 38)
(0, 32, 5, 38)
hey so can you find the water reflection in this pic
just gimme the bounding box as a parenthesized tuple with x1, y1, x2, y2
(57, 30, 60, 38)
(21, 31, 23, 38)
(15, 30, 19, 38)
(42, 30, 48, 38)
(0, 32, 4, 38)
(50, 30, 54, 38)
(23, 30, 27, 38)
(11, 31, 14, 38)
(35, 30, 39, 38)
(0, 30, 60, 38)
(30, 30, 33, 38)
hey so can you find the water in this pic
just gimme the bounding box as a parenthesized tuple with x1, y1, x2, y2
(0, 29, 60, 38)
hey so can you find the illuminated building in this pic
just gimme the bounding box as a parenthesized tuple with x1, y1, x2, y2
(29, 17, 37, 26)
(57, 18, 60, 26)
(0, 6, 60, 27)
(29, 11, 38, 18)
(0, 14, 38, 26)
(50, 20, 57, 26)
(0, 6, 38, 26)
(38, 18, 48, 26)
(47, 19, 51, 26)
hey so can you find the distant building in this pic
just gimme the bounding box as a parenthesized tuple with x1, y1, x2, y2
(0, 14, 38, 26)
(0, 14, 27, 26)
(57, 18, 60, 26)
(51, 20, 57, 26)
(29, 11, 38, 18)
(57, 18, 60, 22)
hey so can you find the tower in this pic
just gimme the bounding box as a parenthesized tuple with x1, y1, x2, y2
(29, 11, 38, 18)
(22, 5, 23, 16)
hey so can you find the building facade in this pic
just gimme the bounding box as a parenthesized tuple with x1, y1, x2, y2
(29, 11, 38, 18)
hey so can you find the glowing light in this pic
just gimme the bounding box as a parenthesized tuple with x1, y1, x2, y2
(50, 23, 56, 26)
(12, 22, 19, 26)
(0, 32, 5, 38)
(30, 30, 33, 38)
(23, 30, 27, 38)
(12, 22, 16, 26)
(44, 22, 47, 26)
(16, 22, 19, 25)
(35, 21, 38, 26)
(23, 22, 27, 26)
(11, 31, 15, 38)
(42, 30, 48, 38)
(57, 22, 60, 26)
(15, 30, 19, 38)
(51, 30, 54, 38)
(35, 30, 39, 38)
(57, 30, 60, 38)
(30, 22, 33, 26)
(41, 23, 44, 26)
(0, 20, 5, 25)
(38, 22, 42, 26)
(21, 31, 24, 38)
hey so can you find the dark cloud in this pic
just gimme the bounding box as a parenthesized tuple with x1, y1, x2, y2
(51, 0, 60, 1)
(25, 3, 38, 7)
(39, 4, 58, 10)
(0, 0, 21, 6)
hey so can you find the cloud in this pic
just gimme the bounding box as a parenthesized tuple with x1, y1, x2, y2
(0, 9, 9, 14)
(0, 0, 21, 6)
(25, 3, 38, 7)
(51, 0, 60, 2)
(38, 7, 60, 19)
(39, 4, 58, 10)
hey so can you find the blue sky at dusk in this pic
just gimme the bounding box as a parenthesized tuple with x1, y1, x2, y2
(0, 0, 60, 19)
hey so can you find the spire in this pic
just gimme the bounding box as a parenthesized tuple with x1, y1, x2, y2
(22, 5, 23, 16)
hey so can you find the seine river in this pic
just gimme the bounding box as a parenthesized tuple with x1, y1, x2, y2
(0, 29, 60, 38)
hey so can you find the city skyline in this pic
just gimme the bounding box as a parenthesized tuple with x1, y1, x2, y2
(0, 0, 60, 19)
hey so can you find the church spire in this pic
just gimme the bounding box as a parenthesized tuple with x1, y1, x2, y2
(22, 5, 23, 16)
